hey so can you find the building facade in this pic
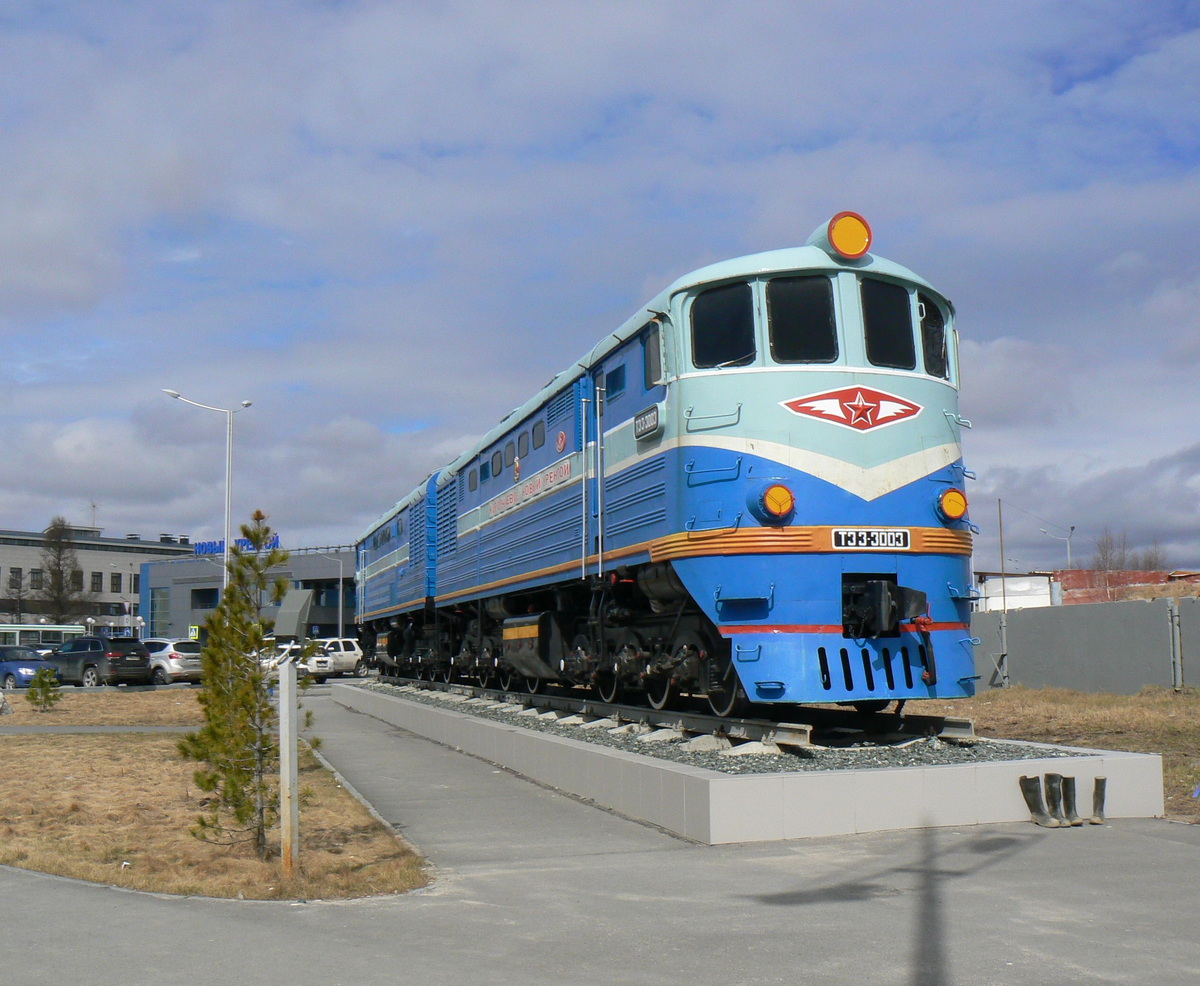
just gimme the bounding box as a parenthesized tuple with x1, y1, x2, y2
(0, 525, 195, 630)
(141, 547, 355, 642)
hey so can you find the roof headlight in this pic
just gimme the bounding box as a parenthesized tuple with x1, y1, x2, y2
(827, 212, 872, 259)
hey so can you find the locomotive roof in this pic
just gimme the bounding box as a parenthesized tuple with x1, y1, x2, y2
(359, 242, 949, 541)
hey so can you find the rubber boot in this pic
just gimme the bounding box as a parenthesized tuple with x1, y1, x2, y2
(1089, 776, 1107, 825)
(1044, 773, 1068, 826)
(1061, 775, 1083, 826)
(1019, 775, 1060, 827)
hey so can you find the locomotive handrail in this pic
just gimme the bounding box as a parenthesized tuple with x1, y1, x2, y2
(943, 410, 973, 429)
(684, 402, 742, 431)
(685, 510, 744, 534)
(684, 455, 742, 479)
(947, 581, 981, 600)
(713, 581, 775, 608)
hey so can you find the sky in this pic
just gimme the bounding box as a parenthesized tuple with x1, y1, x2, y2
(1, 0, 1199, 571)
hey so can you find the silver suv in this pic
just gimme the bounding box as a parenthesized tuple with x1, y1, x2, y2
(143, 638, 203, 684)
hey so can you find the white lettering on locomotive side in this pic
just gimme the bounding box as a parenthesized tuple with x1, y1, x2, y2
(831, 528, 911, 551)
(487, 457, 573, 519)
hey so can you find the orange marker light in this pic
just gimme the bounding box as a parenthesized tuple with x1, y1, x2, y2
(827, 212, 872, 259)
(762, 484, 795, 518)
(938, 487, 968, 521)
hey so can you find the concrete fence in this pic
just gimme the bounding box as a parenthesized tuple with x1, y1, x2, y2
(972, 597, 1198, 693)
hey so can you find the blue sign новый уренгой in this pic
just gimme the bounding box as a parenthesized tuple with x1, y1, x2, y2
(193, 534, 281, 555)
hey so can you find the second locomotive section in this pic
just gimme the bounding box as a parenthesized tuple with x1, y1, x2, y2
(357, 213, 977, 714)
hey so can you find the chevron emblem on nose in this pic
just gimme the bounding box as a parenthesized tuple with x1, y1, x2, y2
(781, 386, 922, 431)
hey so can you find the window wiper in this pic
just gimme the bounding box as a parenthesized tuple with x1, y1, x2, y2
(714, 351, 755, 369)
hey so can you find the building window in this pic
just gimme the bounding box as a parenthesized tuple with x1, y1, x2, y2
(191, 587, 219, 610)
(8, 567, 21, 590)
(30, 569, 43, 590)
(91, 572, 103, 593)
(111, 572, 122, 594)
(71, 570, 83, 591)
(149, 587, 170, 637)
(132, 573, 140, 593)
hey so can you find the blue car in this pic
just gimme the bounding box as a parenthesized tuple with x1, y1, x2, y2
(0, 645, 61, 689)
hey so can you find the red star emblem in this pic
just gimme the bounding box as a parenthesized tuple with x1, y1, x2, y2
(781, 386, 922, 432)
(844, 391, 878, 427)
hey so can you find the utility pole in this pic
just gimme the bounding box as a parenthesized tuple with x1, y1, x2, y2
(279, 655, 299, 877)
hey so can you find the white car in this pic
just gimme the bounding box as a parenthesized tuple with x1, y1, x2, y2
(143, 638, 203, 684)
(313, 638, 367, 677)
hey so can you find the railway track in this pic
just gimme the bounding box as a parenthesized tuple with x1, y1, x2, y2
(375, 674, 974, 748)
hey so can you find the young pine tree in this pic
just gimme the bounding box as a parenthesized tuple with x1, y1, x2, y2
(178, 510, 293, 857)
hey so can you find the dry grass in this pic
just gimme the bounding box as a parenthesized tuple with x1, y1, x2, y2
(913, 686, 1200, 822)
(0, 733, 427, 899)
(1, 687, 205, 726)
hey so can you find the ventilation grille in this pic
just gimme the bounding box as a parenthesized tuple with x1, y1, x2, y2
(436, 483, 458, 556)
(546, 389, 573, 425)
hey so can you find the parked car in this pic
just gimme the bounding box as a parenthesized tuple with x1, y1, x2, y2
(0, 645, 61, 689)
(143, 638, 203, 684)
(258, 640, 332, 681)
(313, 638, 368, 677)
(45, 636, 153, 687)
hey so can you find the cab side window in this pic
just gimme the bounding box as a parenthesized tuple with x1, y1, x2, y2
(490, 450, 503, 476)
(642, 325, 662, 389)
(919, 292, 948, 379)
(691, 282, 755, 368)
(861, 278, 916, 370)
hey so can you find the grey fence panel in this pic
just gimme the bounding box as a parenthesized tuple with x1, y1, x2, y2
(970, 599, 1174, 694)
(1177, 597, 1200, 688)
(971, 611, 1004, 687)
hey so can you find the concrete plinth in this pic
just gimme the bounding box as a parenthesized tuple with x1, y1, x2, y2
(332, 684, 1164, 845)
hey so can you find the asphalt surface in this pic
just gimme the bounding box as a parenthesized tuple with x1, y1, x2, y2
(2, 694, 1197, 985)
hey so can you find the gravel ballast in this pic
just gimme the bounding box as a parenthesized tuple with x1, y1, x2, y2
(360, 681, 1079, 775)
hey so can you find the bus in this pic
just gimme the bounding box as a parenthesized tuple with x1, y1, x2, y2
(0, 623, 88, 651)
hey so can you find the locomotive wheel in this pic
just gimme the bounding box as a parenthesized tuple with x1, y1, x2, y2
(498, 669, 519, 693)
(706, 663, 748, 718)
(644, 675, 676, 711)
(478, 639, 497, 688)
(597, 629, 639, 704)
(435, 667, 451, 684)
(524, 676, 543, 694)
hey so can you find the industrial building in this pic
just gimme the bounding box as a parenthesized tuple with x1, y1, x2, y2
(140, 546, 355, 642)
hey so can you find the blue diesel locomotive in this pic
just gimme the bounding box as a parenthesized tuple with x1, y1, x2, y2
(357, 213, 976, 715)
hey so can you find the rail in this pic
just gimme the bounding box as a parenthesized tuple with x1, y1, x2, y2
(374, 675, 975, 745)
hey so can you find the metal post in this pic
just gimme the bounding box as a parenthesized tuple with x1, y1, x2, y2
(997, 499, 1007, 614)
(580, 396, 589, 579)
(280, 657, 299, 877)
(1169, 598, 1183, 692)
(224, 408, 233, 591)
(595, 382, 604, 578)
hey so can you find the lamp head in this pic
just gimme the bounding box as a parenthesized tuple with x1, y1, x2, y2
(241, 400, 252, 408)
(162, 389, 180, 399)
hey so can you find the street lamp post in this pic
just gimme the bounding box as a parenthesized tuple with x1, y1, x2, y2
(314, 549, 346, 638)
(162, 390, 252, 592)
(1039, 525, 1076, 569)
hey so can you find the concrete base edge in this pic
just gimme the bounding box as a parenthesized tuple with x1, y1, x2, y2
(332, 684, 1165, 845)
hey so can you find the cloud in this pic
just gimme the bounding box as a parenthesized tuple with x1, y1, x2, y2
(1, 1, 1199, 560)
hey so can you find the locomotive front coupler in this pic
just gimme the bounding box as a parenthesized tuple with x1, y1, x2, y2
(841, 575, 928, 639)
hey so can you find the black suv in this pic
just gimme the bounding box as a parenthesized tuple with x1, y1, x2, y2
(48, 636, 153, 687)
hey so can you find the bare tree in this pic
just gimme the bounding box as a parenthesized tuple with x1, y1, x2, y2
(1130, 540, 1168, 571)
(6, 569, 29, 623)
(1089, 528, 1128, 571)
(36, 517, 90, 622)
(1089, 528, 1168, 571)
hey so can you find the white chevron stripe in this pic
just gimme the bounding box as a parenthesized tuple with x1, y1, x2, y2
(605, 436, 960, 502)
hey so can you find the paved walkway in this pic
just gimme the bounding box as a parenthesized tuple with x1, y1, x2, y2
(2, 694, 1198, 985)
